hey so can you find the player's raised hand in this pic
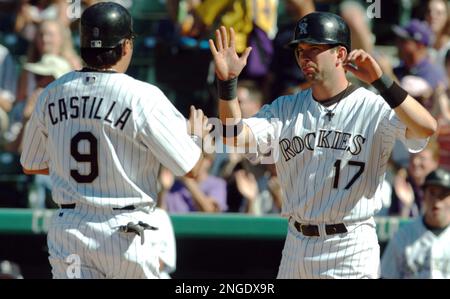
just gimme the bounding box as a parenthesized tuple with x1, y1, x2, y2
(209, 26, 252, 81)
(187, 105, 213, 138)
(343, 49, 383, 84)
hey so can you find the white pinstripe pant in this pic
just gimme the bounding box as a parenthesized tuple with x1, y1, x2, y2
(47, 203, 160, 279)
(277, 218, 380, 279)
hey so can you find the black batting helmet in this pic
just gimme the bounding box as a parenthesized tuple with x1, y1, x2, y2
(80, 2, 134, 49)
(288, 12, 351, 53)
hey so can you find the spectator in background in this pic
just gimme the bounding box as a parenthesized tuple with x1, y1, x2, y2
(0, 44, 17, 141)
(225, 158, 282, 215)
(16, 19, 81, 105)
(5, 54, 71, 154)
(4, 54, 70, 209)
(185, 0, 278, 81)
(339, 0, 375, 54)
(445, 37, 450, 82)
(268, 0, 314, 99)
(211, 79, 265, 176)
(392, 19, 448, 89)
(390, 140, 439, 218)
(389, 76, 435, 171)
(0, 1, 18, 33)
(162, 154, 227, 213)
(167, 0, 201, 34)
(14, 0, 71, 42)
(400, 75, 434, 111)
(381, 168, 450, 279)
(429, 50, 450, 170)
(424, 0, 450, 68)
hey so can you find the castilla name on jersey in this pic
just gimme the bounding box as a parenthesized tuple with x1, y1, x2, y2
(47, 96, 132, 130)
(279, 129, 366, 161)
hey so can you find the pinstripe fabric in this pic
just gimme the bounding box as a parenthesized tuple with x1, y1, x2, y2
(244, 87, 426, 278)
(243, 87, 427, 222)
(21, 70, 201, 279)
(20, 71, 201, 208)
(381, 218, 450, 278)
(277, 218, 379, 278)
(48, 203, 160, 278)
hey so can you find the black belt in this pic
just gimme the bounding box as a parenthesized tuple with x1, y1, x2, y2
(60, 204, 136, 211)
(294, 221, 347, 237)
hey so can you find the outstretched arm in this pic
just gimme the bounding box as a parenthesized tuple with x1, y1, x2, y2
(208, 26, 255, 148)
(343, 49, 437, 139)
(185, 106, 212, 178)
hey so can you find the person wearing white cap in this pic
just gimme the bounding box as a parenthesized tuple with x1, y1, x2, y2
(23, 54, 72, 81)
(4, 54, 72, 154)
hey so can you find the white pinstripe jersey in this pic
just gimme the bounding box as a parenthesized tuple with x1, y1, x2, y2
(243, 87, 427, 223)
(20, 71, 201, 208)
(381, 217, 450, 278)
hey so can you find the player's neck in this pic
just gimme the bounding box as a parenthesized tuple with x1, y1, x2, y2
(423, 215, 450, 232)
(85, 66, 118, 73)
(311, 80, 349, 101)
(86, 59, 129, 73)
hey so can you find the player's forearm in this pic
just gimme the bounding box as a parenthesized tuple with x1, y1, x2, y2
(372, 74, 437, 138)
(219, 99, 255, 149)
(395, 96, 437, 139)
(219, 98, 241, 122)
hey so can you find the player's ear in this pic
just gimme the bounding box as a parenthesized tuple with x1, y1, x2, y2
(336, 46, 347, 66)
(121, 39, 133, 56)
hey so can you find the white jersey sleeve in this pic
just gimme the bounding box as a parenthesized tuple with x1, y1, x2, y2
(20, 90, 49, 170)
(242, 97, 283, 163)
(138, 88, 201, 176)
(381, 98, 428, 153)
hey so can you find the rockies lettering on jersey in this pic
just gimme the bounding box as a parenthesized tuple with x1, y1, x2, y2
(279, 130, 366, 161)
(48, 96, 132, 130)
(243, 86, 427, 223)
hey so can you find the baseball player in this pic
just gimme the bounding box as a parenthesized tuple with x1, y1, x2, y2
(208, 12, 437, 278)
(381, 168, 450, 279)
(20, 2, 208, 279)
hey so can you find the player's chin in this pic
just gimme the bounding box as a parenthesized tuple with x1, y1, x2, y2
(303, 73, 318, 82)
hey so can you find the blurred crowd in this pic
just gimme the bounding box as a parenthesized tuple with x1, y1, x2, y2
(0, 0, 449, 220)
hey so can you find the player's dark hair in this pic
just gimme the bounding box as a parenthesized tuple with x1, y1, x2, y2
(445, 48, 450, 64)
(80, 44, 123, 69)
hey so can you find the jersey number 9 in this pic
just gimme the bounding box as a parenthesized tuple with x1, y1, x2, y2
(70, 132, 99, 183)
